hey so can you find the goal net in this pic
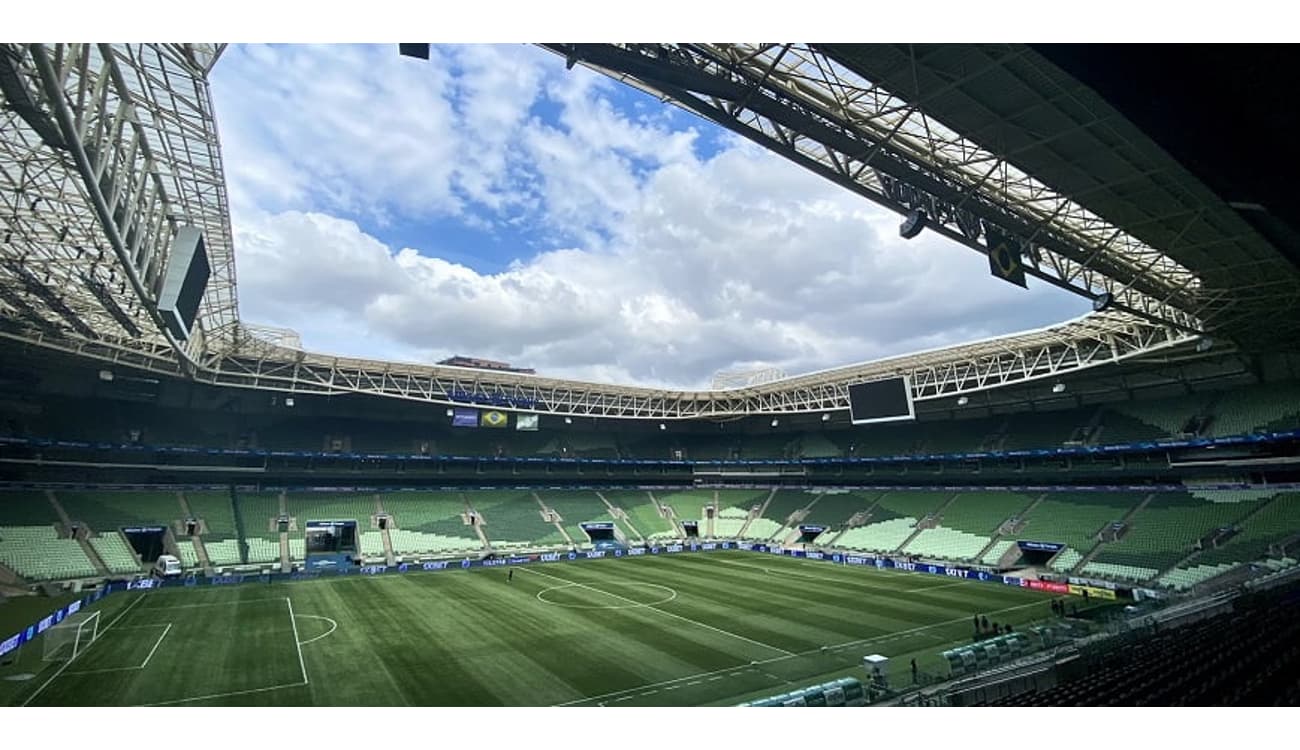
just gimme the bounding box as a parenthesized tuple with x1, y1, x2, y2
(43, 611, 100, 662)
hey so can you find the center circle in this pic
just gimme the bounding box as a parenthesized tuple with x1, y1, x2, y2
(536, 582, 678, 609)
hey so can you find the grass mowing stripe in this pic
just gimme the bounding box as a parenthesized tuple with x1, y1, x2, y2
(19, 592, 147, 707)
(553, 596, 1047, 706)
(519, 565, 796, 657)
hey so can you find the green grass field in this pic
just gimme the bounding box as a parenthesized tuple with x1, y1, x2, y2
(2, 552, 1061, 706)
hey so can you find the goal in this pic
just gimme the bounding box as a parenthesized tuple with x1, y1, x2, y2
(43, 611, 100, 662)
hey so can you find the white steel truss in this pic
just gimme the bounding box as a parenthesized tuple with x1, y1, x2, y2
(0, 43, 238, 365)
(540, 43, 1214, 334)
(1, 42, 1273, 420)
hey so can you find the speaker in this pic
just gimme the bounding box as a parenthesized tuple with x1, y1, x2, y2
(157, 226, 210, 341)
(899, 208, 927, 239)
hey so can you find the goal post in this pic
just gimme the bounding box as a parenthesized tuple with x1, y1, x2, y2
(43, 611, 100, 663)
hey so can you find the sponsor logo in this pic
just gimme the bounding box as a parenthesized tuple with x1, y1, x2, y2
(0, 632, 22, 657)
(701, 543, 717, 551)
(37, 616, 54, 633)
(895, 562, 917, 572)
(360, 565, 387, 576)
(127, 579, 160, 590)
(461, 560, 472, 569)
(738, 543, 753, 551)
(482, 559, 507, 567)
(585, 551, 607, 559)
(806, 552, 824, 560)
(540, 553, 561, 563)
(67, 600, 81, 615)
(845, 556, 870, 566)
(423, 561, 450, 571)
(626, 548, 645, 556)
(666, 545, 683, 553)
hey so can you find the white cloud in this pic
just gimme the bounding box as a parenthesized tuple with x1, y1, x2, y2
(215, 44, 1089, 389)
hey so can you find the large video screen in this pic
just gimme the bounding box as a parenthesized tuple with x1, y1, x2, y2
(847, 377, 915, 425)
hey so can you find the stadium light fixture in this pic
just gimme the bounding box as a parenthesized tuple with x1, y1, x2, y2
(285, 397, 295, 407)
(1092, 292, 1115, 312)
(658, 423, 667, 431)
(821, 413, 831, 422)
(564, 417, 573, 425)
(957, 395, 969, 406)
(1052, 383, 1066, 394)
(1196, 337, 1214, 353)
(770, 418, 780, 428)
(97, 369, 113, 382)
(446, 408, 454, 417)
(899, 208, 927, 239)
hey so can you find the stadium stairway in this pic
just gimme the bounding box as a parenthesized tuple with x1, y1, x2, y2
(647, 492, 686, 538)
(893, 493, 960, 554)
(44, 489, 73, 531)
(1070, 493, 1155, 576)
(279, 530, 290, 574)
(596, 491, 646, 544)
(735, 488, 778, 540)
(532, 492, 579, 549)
(79, 535, 109, 577)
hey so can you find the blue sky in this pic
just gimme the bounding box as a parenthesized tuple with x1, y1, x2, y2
(209, 43, 1088, 387)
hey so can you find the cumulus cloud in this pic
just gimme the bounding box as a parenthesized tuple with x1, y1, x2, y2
(215, 44, 1089, 388)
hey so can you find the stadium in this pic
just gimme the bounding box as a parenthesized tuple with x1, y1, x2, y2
(1, 37, 1299, 713)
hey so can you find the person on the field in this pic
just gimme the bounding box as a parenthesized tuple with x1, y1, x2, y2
(508, 568, 514, 583)
(980, 615, 989, 631)
(910, 658, 918, 683)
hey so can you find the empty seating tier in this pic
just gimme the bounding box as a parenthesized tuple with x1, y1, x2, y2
(90, 534, 140, 574)
(1008, 493, 1144, 552)
(536, 491, 618, 543)
(603, 491, 676, 539)
(55, 491, 180, 531)
(938, 492, 1036, 536)
(1090, 492, 1263, 572)
(0, 525, 97, 580)
(903, 526, 990, 561)
(285, 492, 376, 526)
(466, 491, 566, 546)
(798, 492, 879, 528)
(238, 491, 284, 539)
(1195, 493, 1300, 567)
(0, 492, 60, 525)
(183, 491, 238, 537)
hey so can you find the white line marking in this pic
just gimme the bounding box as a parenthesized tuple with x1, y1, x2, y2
(520, 566, 794, 657)
(137, 681, 304, 707)
(552, 597, 1045, 706)
(21, 593, 148, 706)
(63, 623, 174, 675)
(687, 681, 701, 686)
(139, 623, 173, 669)
(294, 615, 338, 646)
(286, 598, 308, 687)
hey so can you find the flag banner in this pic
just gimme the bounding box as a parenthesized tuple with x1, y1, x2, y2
(986, 226, 1028, 288)
(452, 408, 479, 428)
(481, 410, 508, 428)
(516, 414, 539, 431)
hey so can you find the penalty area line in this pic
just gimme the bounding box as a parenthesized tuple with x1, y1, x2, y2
(20, 592, 148, 707)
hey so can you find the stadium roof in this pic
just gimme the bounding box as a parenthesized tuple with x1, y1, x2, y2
(1, 43, 1297, 419)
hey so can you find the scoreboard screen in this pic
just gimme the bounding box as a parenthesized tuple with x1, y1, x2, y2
(847, 377, 915, 425)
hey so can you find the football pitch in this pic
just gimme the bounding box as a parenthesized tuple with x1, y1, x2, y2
(6, 552, 1060, 706)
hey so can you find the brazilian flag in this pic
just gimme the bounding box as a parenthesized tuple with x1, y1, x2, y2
(987, 227, 1027, 288)
(481, 410, 508, 428)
